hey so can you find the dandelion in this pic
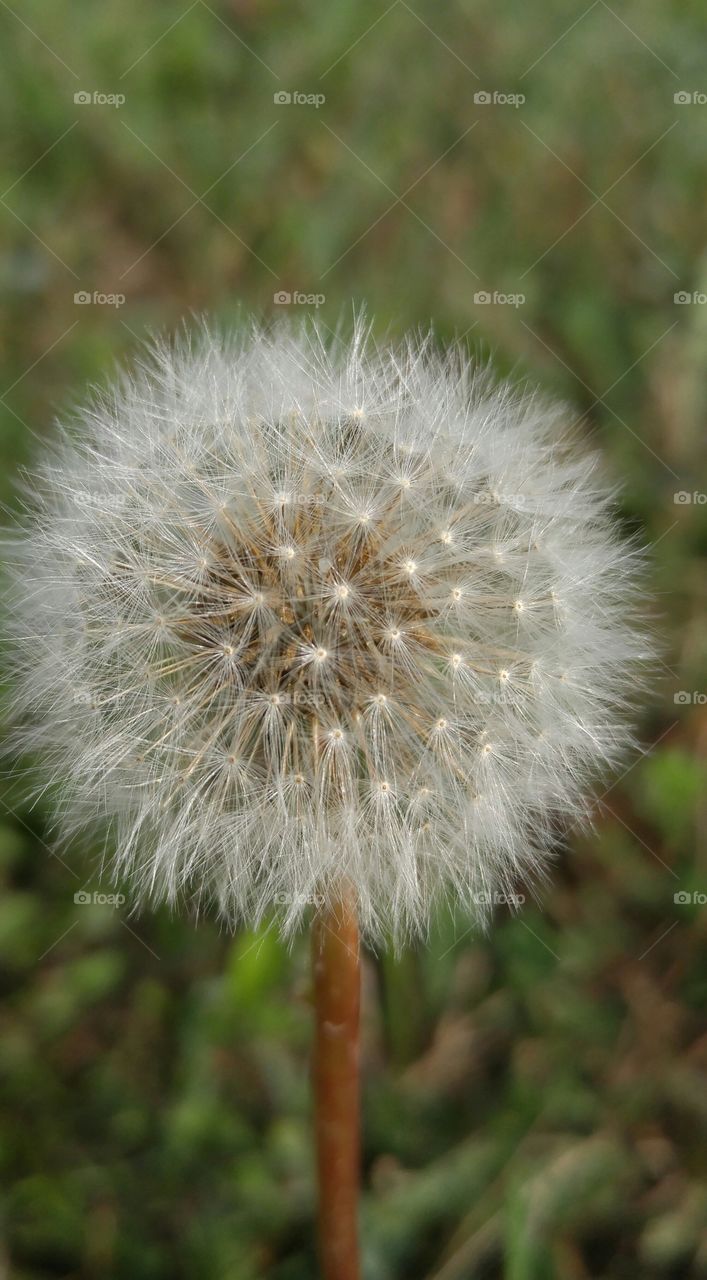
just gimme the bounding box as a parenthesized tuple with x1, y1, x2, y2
(5, 319, 649, 1279)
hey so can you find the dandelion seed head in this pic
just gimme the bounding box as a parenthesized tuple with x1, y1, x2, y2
(5, 319, 649, 943)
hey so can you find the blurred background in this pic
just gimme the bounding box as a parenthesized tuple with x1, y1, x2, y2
(1, 2, 706, 1276)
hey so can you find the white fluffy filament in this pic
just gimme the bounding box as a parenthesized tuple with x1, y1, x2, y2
(5, 319, 649, 943)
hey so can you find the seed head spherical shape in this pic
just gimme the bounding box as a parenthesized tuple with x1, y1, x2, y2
(7, 322, 648, 942)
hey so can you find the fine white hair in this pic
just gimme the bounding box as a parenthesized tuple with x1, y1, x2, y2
(5, 319, 649, 942)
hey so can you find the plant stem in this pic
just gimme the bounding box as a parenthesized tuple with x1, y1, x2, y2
(312, 885, 361, 1280)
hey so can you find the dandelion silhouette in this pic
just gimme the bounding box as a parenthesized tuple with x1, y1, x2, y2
(6, 319, 648, 1278)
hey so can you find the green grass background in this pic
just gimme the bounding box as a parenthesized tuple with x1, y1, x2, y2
(1, 2, 706, 1276)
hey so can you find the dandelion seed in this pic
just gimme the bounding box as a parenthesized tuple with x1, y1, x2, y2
(4, 318, 649, 944)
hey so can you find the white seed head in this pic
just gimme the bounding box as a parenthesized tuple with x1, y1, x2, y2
(4, 320, 649, 943)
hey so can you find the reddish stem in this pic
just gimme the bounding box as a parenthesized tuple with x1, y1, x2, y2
(312, 887, 361, 1280)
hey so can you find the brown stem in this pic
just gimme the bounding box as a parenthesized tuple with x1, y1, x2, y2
(312, 885, 361, 1280)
